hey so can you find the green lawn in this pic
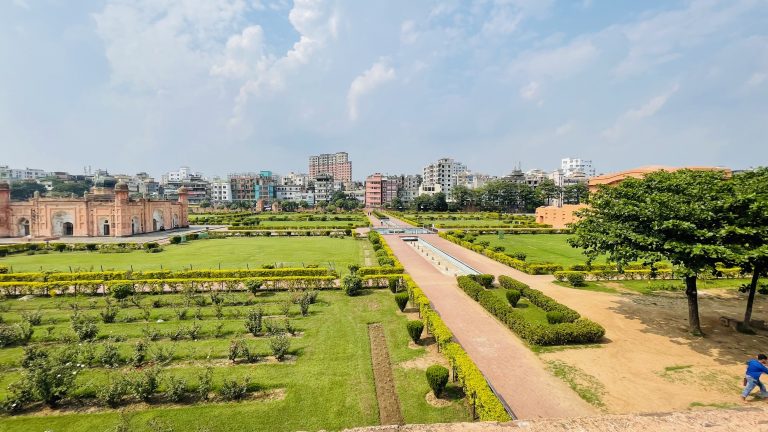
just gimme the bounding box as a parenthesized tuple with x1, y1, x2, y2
(476, 234, 598, 267)
(0, 237, 363, 273)
(233, 220, 367, 227)
(487, 288, 549, 324)
(0, 290, 469, 431)
(595, 278, 764, 295)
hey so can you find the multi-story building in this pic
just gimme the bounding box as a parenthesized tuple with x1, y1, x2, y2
(457, 171, 494, 190)
(398, 175, 422, 205)
(308, 152, 352, 183)
(0, 165, 49, 182)
(162, 166, 199, 184)
(210, 177, 232, 203)
(364, 173, 400, 208)
(163, 174, 210, 205)
(523, 169, 550, 188)
(561, 158, 595, 177)
(281, 172, 310, 187)
(310, 174, 342, 204)
(422, 158, 467, 200)
(229, 172, 276, 204)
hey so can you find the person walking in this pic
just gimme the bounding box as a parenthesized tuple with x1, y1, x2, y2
(742, 353, 768, 401)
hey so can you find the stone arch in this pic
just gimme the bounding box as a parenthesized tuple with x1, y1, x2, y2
(51, 212, 75, 237)
(17, 218, 30, 237)
(152, 209, 164, 231)
(100, 218, 111, 236)
(131, 216, 142, 235)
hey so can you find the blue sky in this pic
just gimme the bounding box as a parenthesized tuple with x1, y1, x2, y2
(1, 0, 766, 180)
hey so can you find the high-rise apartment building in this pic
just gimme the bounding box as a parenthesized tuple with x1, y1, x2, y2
(561, 158, 595, 177)
(229, 172, 276, 203)
(210, 177, 232, 203)
(364, 173, 400, 208)
(422, 158, 467, 199)
(0, 165, 49, 182)
(308, 152, 352, 183)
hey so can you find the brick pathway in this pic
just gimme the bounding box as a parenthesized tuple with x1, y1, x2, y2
(366, 212, 595, 419)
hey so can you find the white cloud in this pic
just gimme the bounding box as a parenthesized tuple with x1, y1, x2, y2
(347, 60, 396, 121)
(555, 121, 574, 136)
(401, 20, 418, 44)
(211, 25, 270, 79)
(603, 84, 679, 139)
(519, 81, 540, 101)
(509, 39, 598, 80)
(747, 72, 767, 86)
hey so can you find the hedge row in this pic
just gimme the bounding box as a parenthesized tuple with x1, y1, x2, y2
(209, 230, 352, 237)
(451, 228, 569, 234)
(554, 267, 745, 282)
(0, 276, 336, 297)
(227, 223, 366, 230)
(434, 223, 549, 229)
(498, 276, 580, 322)
(456, 276, 604, 346)
(368, 231, 402, 268)
(439, 232, 563, 275)
(0, 268, 334, 282)
(357, 266, 405, 276)
(401, 275, 510, 422)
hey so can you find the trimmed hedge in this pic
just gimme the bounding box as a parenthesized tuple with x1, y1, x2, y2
(439, 232, 564, 275)
(0, 268, 334, 283)
(426, 365, 449, 397)
(457, 276, 604, 346)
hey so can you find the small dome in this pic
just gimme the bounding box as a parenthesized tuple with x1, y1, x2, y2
(115, 181, 129, 191)
(0, 181, 9, 190)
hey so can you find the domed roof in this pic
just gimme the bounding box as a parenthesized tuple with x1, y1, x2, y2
(0, 181, 9, 190)
(115, 181, 129, 191)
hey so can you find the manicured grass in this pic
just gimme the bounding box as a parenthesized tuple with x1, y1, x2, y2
(553, 281, 618, 294)
(236, 220, 366, 227)
(0, 237, 362, 273)
(0, 290, 470, 431)
(487, 288, 549, 325)
(476, 234, 599, 267)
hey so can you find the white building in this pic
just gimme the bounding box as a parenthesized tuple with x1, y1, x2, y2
(457, 171, 494, 190)
(422, 158, 467, 199)
(210, 177, 231, 203)
(162, 166, 202, 184)
(281, 172, 310, 187)
(561, 158, 595, 177)
(0, 165, 49, 182)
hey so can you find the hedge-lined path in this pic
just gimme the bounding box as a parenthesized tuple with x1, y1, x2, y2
(368, 323, 405, 425)
(425, 234, 752, 412)
(365, 211, 595, 419)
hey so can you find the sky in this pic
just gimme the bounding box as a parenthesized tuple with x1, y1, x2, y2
(1, 0, 767, 181)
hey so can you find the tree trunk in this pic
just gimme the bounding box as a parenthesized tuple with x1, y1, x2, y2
(685, 275, 704, 336)
(742, 268, 761, 332)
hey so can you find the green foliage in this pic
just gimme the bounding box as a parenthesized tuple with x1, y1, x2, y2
(245, 307, 263, 336)
(97, 376, 128, 407)
(546, 311, 567, 324)
(170, 235, 182, 244)
(245, 278, 263, 294)
(100, 343, 121, 367)
(110, 283, 134, 299)
(130, 367, 161, 402)
(165, 376, 187, 403)
(23, 347, 81, 407)
(406, 320, 424, 343)
(132, 339, 147, 366)
(196, 367, 213, 401)
(71, 313, 99, 341)
(270, 332, 291, 361)
(100, 303, 119, 323)
(395, 292, 409, 312)
(425, 365, 449, 397)
(469, 274, 494, 288)
(342, 274, 363, 296)
(565, 272, 586, 287)
(20, 309, 42, 325)
(218, 377, 249, 401)
(505, 289, 521, 307)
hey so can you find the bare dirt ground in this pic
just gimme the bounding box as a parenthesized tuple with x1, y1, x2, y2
(368, 323, 404, 425)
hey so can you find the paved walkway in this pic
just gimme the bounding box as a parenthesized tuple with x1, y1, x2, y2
(366, 211, 595, 419)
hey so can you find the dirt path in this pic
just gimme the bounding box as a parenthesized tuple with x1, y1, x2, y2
(369, 323, 404, 425)
(366, 211, 595, 419)
(424, 234, 752, 413)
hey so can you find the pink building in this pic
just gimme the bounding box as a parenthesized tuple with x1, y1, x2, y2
(308, 152, 352, 183)
(365, 173, 399, 208)
(0, 181, 189, 238)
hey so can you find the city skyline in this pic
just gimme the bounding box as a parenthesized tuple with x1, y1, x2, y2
(2, 1, 766, 178)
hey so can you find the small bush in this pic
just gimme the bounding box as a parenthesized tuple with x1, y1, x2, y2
(342, 274, 363, 296)
(394, 292, 409, 312)
(196, 367, 213, 401)
(245, 279, 263, 295)
(245, 308, 263, 336)
(100, 304, 119, 323)
(85, 243, 98, 251)
(505, 289, 521, 307)
(53, 243, 67, 252)
(270, 332, 291, 361)
(388, 277, 402, 293)
(71, 314, 99, 341)
(131, 367, 160, 402)
(132, 339, 147, 366)
(165, 376, 187, 403)
(426, 365, 449, 397)
(100, 343, 121, 368)
(218, 377, 249, 401)
(565, 272, 586, 287)
(111, 283, 135, 300)
(20, 310, 42, 326)
(406, 320, 424, 344)
(546, 311, 567, 324)
(97, 376, 128, 408)
(169, 236, 182, 244)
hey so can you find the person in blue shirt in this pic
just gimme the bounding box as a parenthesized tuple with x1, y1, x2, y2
(742, 354, 768, 401)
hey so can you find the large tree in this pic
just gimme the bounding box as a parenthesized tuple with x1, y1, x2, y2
(536, 179, 561, 206)
(726, 168, 768, 332)
(562, 183, 589, 205)
(569, 170, 734, 335)
(10, 181, 47, 200)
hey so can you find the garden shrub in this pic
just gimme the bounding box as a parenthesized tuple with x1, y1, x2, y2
(71, 314, 99, 341)
(100, 304, 119, 323)
(406, 320, 424, 344)
(110, 283, 134, 300)
(505, 289, 521, 307)
(21, 309, 42, 326)
(426, 365, 449, 397)
(197, 367, 213, 401)
(21, 345, 48, 369)
(100, 343, 121, 368)
(169, 236, 182, 244)
(565, 272, 586, 287)
(270, 332, 291, 361)
(497, 275, 529, 291)
(131, 367, 160, 402)
(85, 243, 98, 251)
(53, 243, 67, 253)
(245, 278, 263, 294)
(218, 377, 249, 401)
(133, 339, 147, 366)
(23, 348, 81, 407)
(546, 311, 567, 324)
(97, 376, 128, 408)
(165, 376, 187, 402)
(342, 274, 363, 296)
(394, 292, 409, 312)
(245, 308, 263, 336)
(387, 276, 402, 293)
